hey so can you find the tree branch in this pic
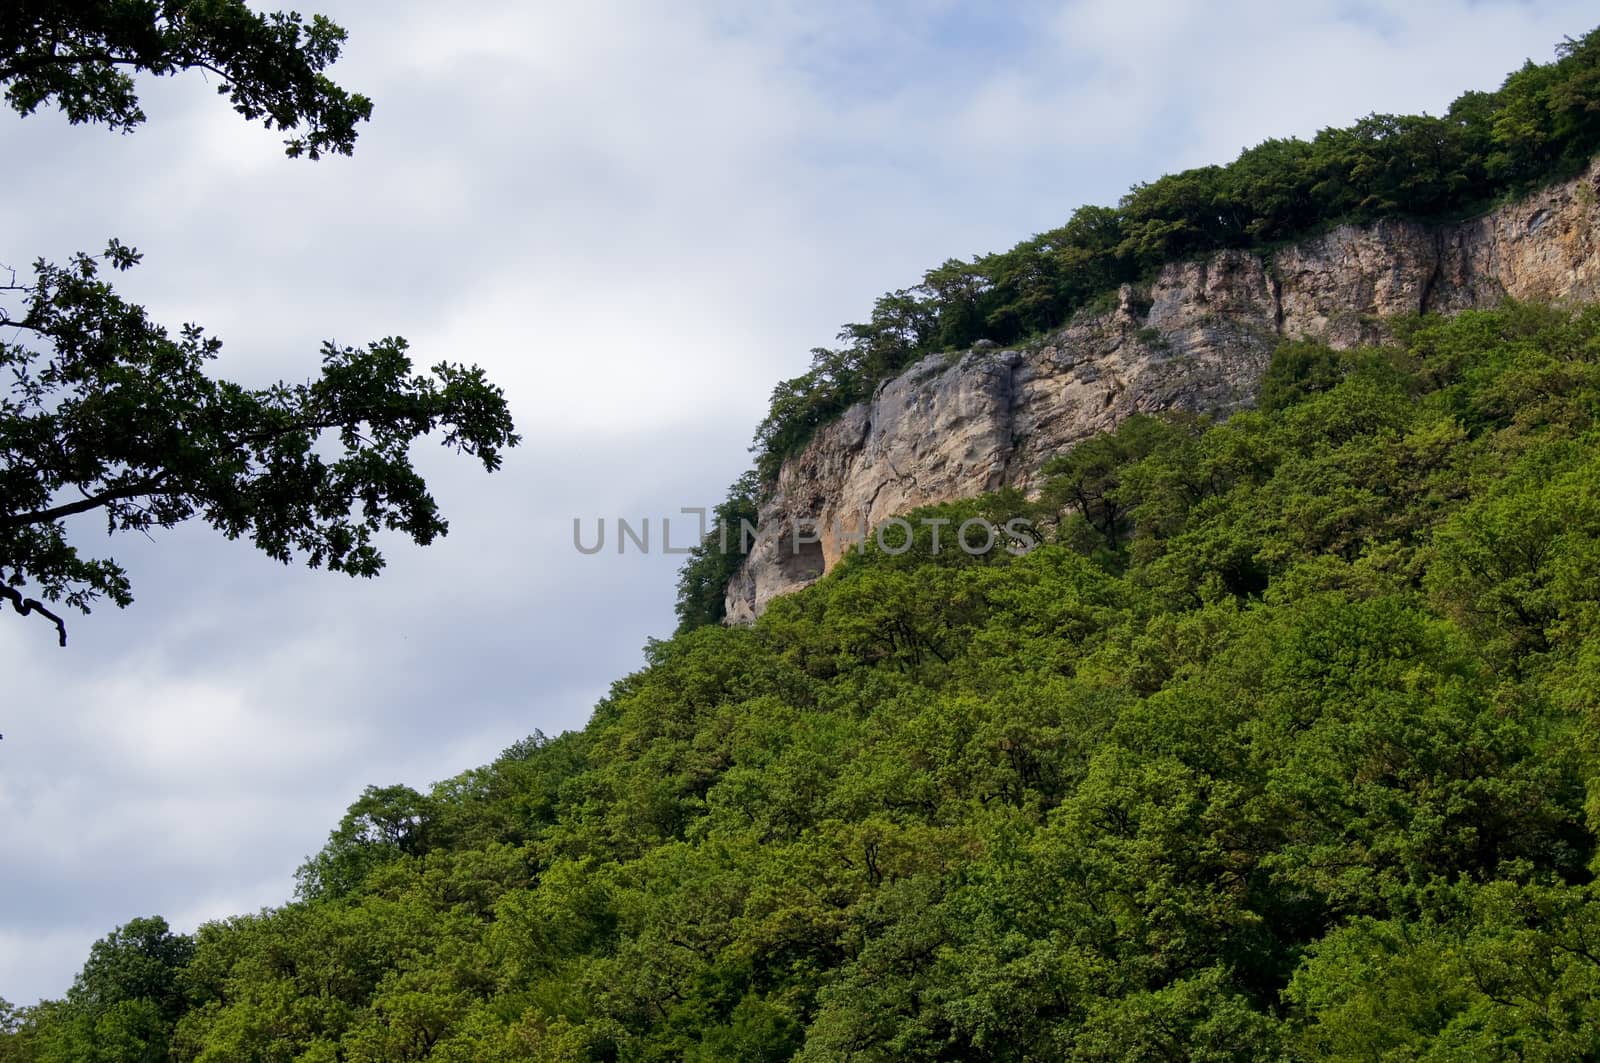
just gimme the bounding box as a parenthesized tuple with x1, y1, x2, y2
(0, 476, 168, 530)
(0, 402, 402, 534)
(1, 584, 67, 647)
(0, 49, 152, 82)
(0, 312, 46, 334)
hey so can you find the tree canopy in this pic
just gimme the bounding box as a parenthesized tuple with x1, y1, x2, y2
(0, 2, 519, 645)
(1, 0, 373, 158)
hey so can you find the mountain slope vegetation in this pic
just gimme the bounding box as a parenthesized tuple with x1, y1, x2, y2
(7, 302, 1600, 1060)
(10, 24, 1600, 1063)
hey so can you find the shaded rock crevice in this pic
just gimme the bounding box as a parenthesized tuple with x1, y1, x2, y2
(1420, 229, 1446, 315)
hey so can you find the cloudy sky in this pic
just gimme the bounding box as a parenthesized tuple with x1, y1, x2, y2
(2, 0, 1596, 1004)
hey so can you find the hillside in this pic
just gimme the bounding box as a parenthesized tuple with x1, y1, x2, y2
(7, 27, 1600, 1063)
(10, 304, 1600, 1061)
(673, 22, 1600, 631)
(724, 159, 1600, 622)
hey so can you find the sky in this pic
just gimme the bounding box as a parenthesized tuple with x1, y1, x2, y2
(2, 0, 1596, 1005)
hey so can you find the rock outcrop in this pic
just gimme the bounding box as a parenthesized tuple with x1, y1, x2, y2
(725, 161, 1600, 622)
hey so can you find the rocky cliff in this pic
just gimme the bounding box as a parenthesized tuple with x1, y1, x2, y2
(725, 160, 1600, 623)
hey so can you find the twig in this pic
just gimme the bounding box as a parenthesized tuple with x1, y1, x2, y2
(1, 585, 68, 646)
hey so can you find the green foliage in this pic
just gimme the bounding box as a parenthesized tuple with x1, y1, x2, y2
(0, 244, 519, 644)
(1041, 413, 1206, 559)
(0, 0, 373, 159)
(1257, 339, 1355, 412)
(296, 784, 439, 901)
(749, 25, 1600, 486)
(674, 472, 762, 633)
(13, 304, 1600, 1060)
(6, 918, 194, 1063)
(0, 5, 518, 646)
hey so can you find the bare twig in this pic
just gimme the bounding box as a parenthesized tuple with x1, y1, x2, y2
(1, 585, 67, 647)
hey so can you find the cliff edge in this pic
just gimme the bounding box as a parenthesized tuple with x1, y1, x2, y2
(726, 160, 1600, 622)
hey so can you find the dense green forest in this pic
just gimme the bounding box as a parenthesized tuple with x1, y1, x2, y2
(10, 24, 1600, 1062)
(747, 25, 1600, 484)
(7, 302, 1600, 1059)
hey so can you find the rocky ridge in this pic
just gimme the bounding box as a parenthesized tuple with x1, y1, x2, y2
(725, 161, 1600, 622)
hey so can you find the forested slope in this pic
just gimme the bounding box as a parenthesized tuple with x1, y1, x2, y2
(7, 303, 1600, 1060)
(9, 25, 1600, 1061)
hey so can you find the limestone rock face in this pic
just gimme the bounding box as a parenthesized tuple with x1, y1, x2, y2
(725, 162, 1600, 623)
